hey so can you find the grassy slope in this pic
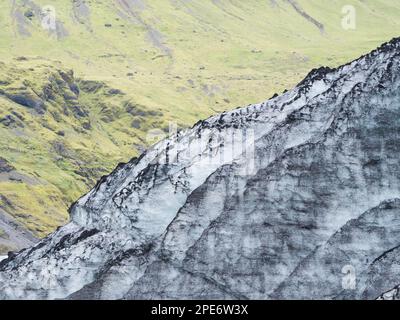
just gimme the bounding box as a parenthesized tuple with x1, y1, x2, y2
(0, 0, 399, 242)
(0, 61, 165, 237)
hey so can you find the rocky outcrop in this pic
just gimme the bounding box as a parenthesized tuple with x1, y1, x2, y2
(0, 158, 15, 173)
(1, 38, 400, 300)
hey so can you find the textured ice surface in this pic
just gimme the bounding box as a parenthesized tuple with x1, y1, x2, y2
(1, 38, 400, 300)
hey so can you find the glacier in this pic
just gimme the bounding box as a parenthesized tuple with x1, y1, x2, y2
(1, 37, 400, 299)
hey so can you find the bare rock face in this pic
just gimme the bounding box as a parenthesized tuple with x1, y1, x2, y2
(1, 38, 400, 300)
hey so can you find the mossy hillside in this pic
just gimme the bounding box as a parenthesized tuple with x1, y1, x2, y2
(0, 60, 170, 237)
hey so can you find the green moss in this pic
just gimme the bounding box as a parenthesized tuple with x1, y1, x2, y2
(0, 229, 9, 239)
(0, 244, 14, 255)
